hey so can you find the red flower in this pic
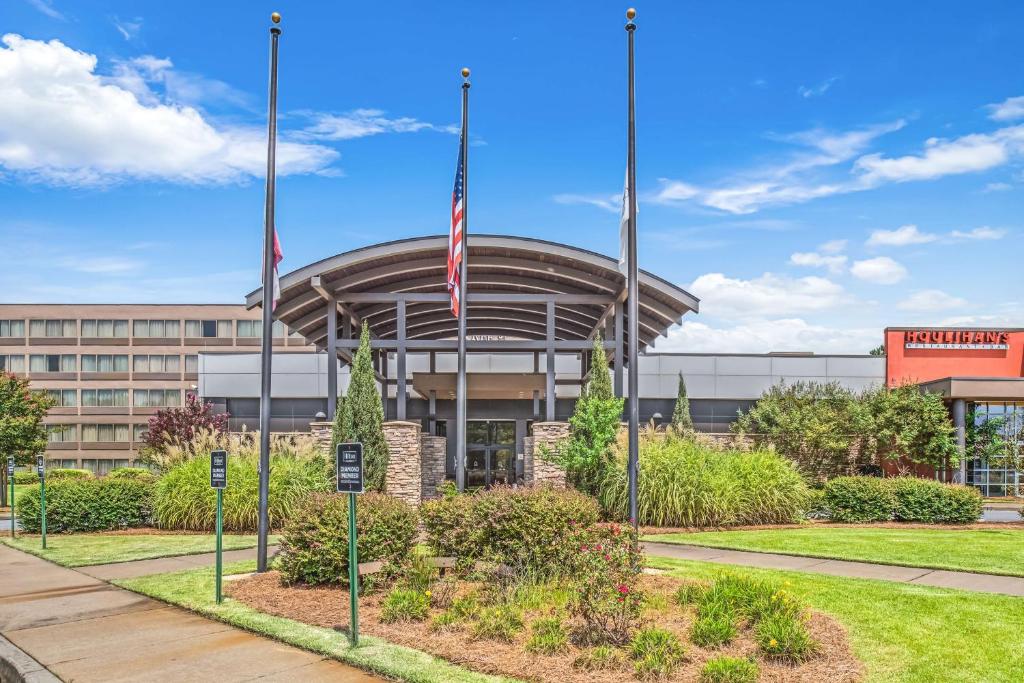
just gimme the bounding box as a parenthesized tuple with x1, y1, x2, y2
(595, 544, 603, 551)
(617, 584, 630, 595)
(580, 545, 588, 551)
(603, 554, 611, 561)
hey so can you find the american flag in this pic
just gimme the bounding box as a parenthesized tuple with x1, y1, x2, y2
(447, 135, 465, 317)
(271, 229, 283, 310)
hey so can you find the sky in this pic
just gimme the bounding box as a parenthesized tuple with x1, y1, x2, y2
(1, 0, 1022, 354)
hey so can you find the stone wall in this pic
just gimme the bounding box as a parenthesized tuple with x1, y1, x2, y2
(382, 421, 422, 507)
(523, 421, 569, 488)
(308, 421, 333, 454)
(420, 434, 448, 501)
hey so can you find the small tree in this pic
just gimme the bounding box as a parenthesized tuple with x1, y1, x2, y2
(670, 372, 693, 432)
(559, 334, 624, 494)
(336, 322, 389, 492)
(0, 373, 53, 505)
(139, 394, 229, 464)
(864, 384, 958, 470)
(868, 344, 885, 356)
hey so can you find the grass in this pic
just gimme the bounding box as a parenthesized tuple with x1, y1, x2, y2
(645, 526, 1024, 577)
(0, 532, 280, 567)
(650, 556, 1024, 683)
(116, 561, 514, 683)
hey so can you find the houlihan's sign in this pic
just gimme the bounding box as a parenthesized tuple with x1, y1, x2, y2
(904, 329, 1009, 350)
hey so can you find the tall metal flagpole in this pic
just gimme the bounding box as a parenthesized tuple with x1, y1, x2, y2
(455, 67, 470, 492)
(625, 8, 640, 532)
(257, 11, 282, 572)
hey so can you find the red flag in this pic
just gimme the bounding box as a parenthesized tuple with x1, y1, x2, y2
(271, 229, 283, 311)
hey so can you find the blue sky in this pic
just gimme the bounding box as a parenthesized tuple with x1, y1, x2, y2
(2, 0, 1022, 352)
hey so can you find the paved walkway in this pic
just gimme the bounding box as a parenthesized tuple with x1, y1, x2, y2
(0, 545, 376, 682)
(644, 542, 1024, 597)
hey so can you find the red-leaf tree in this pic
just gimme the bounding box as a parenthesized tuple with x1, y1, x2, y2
(142, 394, 230, 454)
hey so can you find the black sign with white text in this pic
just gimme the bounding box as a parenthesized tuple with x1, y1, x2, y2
(336, 443, 364, 494)
(210, 450, 227, 489)
(36, 455, 45, 478)
(6, 457, 13, 476)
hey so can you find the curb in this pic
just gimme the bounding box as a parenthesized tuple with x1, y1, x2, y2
(0, 635, 61, 683)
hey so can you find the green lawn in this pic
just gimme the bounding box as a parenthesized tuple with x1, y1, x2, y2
(645, 526, 1024, 576)
(116, 561, 514, 683)
(651, 556, 1024, 683)
(1, 533, 280, 567)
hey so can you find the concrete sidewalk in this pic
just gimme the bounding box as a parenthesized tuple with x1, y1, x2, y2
(644, 542, 1024, 597)
(0, 545, 376, 682)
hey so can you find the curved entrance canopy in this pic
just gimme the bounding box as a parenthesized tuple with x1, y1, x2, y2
(245, 234, 699, 350)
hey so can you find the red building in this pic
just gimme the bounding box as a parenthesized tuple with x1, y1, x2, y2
(884, 328, 1024, 496)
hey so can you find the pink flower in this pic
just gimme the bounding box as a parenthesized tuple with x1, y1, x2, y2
(617, 584, 630, 595)
(595, 544, 603, 551)
(603, 554, 611, 562)
(580, 544, 588, 552)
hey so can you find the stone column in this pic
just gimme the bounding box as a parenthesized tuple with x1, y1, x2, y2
(308, 421, 333, 455)
(953, 398, 967, 484)
(420, 434, 448, 500)
(382, 421, 422, 506)
(523, 421, 570, 488)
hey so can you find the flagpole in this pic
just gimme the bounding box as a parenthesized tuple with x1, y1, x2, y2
(625, 8, 640, 532)
(455, 67, 470, 492)
(257, 11, 282, 572)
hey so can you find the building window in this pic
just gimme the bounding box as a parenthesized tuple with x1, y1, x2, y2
(0, 355, 26, 373)
(81, 424, 131, 443)
(0, 320, 26, 337)
(133, 354, 181, 373)
(966, 402, 1024, 498)
(29, 319, 76, 337)
(237, 320, 261, 337)
(80, 319, 129, 338)
(185, 320, 232, 338)
(133, 424, 149, 442)
(185, 354, 199, 373)
(49, 459, 78, 468)
(132, 320, 181, 338)
(39, 389, 77, 407)
(47, 424, 78, 442)
(133, 389, 181, 408)
(29, 354, 77, 372)
(82, 388, 129, 407)
(81, 354, 129, 373)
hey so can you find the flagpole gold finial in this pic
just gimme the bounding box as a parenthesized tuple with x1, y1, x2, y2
(461, 67, 471, 80)
(271, 12, 282, 24)
(626, 8, 636, 20)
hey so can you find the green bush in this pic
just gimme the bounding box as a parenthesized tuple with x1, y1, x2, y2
(700, 656, 759, 683)
(12, 472, 37, 485)
(107, 467, 156, 482)
(154, 453, 329, 531)
(888, 477, 981, 524)
(823, 476, 893, 522)
(420, 485, 600, 571)
(630, 627, 685, 680)
(47, 468, 93, 481)
(525, 616, 569, 654)
(600, 430, 810, 527)
(754, 612, 818, 663)
(17, 479, 154, 532)
(573, 644, 626, 671)
(674, 580, 708, 606)
(690, 609, 737, 648)
(380, 588, 429, 623)
(277, 492, 417, 586)
(471, 605, 524, 642)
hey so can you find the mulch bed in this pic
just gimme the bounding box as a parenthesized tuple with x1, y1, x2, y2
(226, 572, 862, 683)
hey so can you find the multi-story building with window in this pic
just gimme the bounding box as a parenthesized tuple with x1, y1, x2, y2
(0, 304, 313, 473)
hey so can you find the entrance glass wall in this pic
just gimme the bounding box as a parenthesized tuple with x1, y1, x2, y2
(966, 402, 1024, 497)
(466, 420, 516, 488)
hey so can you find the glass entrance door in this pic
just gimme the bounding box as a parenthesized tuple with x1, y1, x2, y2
(466, 420, 516, 487)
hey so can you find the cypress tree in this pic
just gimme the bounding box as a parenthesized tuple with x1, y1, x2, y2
(671, 372, 693, 432)
(337, 322, 389, 491)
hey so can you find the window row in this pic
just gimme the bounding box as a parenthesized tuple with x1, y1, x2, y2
(7, 354, 198, 373)
(33, 388, 183, 408)
(47, 424, 142, 443)
(1, 318, 303, 339)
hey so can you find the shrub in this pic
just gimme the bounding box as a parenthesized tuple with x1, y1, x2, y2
(429, 610, 461, 632)
(823, 476, 893, 523)
(471, 605, 524, 642)
(568, 524, 645, 645)
(600, 429, 810, 527)
(277, 492, 417, 586)
(47, 468, 93, 481)
(630, 627, 685, 680)
(754, 612, 818, 663)
(525, 616, 569, 654)
(888, 477, 981, 524)
(107, 467, 157, 482)
(380, 588, 429, 623)
(12, 472, 37, 485)
(17, 478, 154, 533)
(573, 645, 626, 671)
(421, 485, 600, 571)
(154, 453, 329, 531)
(700, 656, 759, 683)
(674, 580, 708, 606)
(690, 609, 737, 648)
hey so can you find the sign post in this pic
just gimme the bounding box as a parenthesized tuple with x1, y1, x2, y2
(7, 457, 14, 539)
(36, 455, 45, 549)
(210, 450, 228, 604)
(336, 443, 364, 646)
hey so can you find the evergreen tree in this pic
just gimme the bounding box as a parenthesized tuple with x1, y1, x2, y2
(336, 323, 389, 491)
(671, 372, 693, 432)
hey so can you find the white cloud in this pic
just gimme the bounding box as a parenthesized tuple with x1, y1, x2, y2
(788, 251, 847, 274)
(897, 289, 967, 312)
(63, 256, 143, 274)
(109, 55, 249, 108)
(113, 16, 143, 41)
(299, 109, 457, 140)
(866, 224, 937, 247)
(987, 95, 1024, 122)
(819, 239, 847, 254)
(949, 226, 1007, 240)
(652, 179, 700, 203)
(850, 256, 907, 285)
(552, 193, 619, 213)
(797, 76, 841, 99)
(854, 127, 1023, 184)
(983, 181, 1012, 192)
(654, 318, 880, 354)
(25, 0, 64, 20)
(0, 34, 337, 185)
(688, 272, 849, 317)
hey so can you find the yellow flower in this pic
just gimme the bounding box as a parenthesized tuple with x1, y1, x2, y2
(425, 591, 432, 598)
(769, 638, 778, 648)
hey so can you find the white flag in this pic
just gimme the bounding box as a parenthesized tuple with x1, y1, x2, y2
(619, 169, 636, 276)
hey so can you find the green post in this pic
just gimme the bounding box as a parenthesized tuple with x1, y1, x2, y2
(215, 488, 223, 604)
(9, 472, 14, 539)
(40, 477, 46, 550)
(348, 492, 359, 646)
